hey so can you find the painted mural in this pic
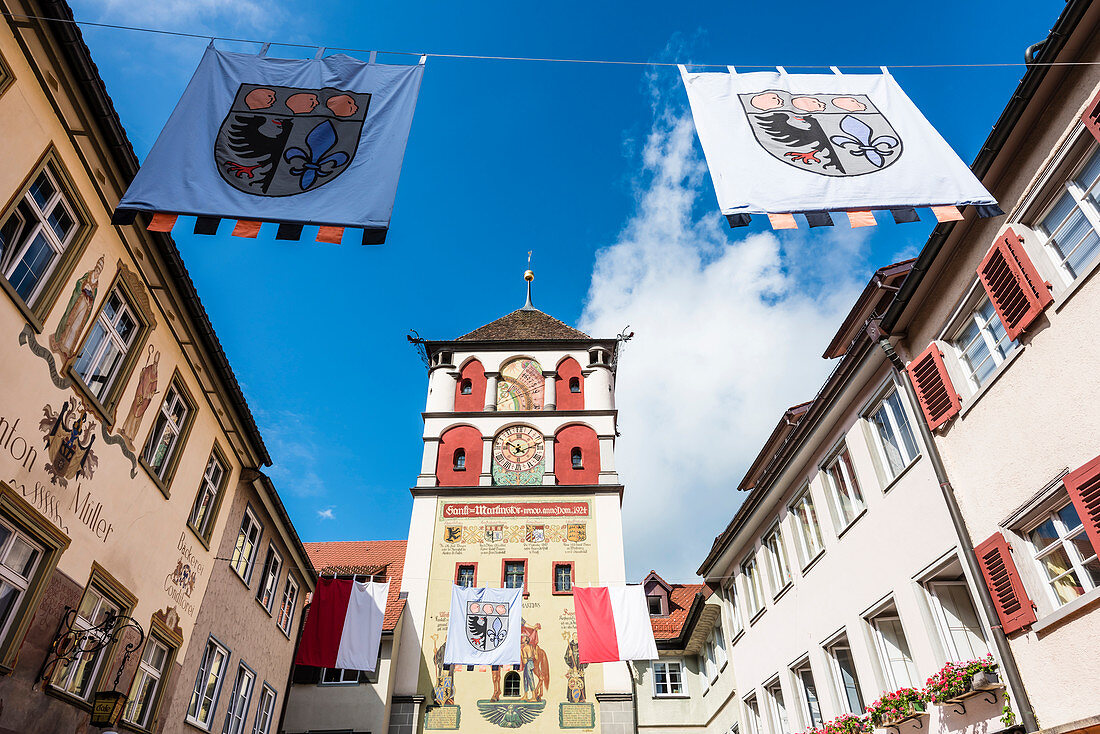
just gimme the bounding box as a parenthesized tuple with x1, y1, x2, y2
(118, 345, 160, 450)
(496, 358, 544, 411)
(48, 256, 104, 369)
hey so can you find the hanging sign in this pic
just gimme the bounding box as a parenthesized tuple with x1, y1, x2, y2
(679, 67, 1000, 229)
(115, 44, 425, 244)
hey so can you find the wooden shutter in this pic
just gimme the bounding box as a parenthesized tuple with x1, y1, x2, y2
(905, 343, 961, 431)
(975, 532, 1036, 635)
(1084, 87, 1100, 144)
(977, 228, 1053, 341)
(1064, 453, 1100, 558)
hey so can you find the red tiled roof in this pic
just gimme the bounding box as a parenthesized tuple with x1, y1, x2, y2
(303, 540, 407, 631)
(649, 583, 705, 640)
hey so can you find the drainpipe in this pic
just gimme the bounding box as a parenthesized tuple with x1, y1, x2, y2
(875, 334, 1037, 732)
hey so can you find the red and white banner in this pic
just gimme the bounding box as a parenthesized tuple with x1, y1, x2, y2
(573, 586, 658, 664)
(296, 578, 389, 672)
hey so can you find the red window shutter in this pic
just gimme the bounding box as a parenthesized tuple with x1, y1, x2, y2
(975, 532, 1036, 635)
(1084, 87, 1100, 144)
(1064, 453, 1100, 558)
(977, 228, 1053, 341)
(905, 343, 961, 431)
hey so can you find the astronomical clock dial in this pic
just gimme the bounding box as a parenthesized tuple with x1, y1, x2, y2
(492, 426, 546, 485)
(496, 358, 544, 411)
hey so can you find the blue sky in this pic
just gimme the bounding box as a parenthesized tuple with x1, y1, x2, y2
(71, 0, 1062, 579)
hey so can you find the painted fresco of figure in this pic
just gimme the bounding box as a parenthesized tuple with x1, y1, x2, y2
(519, 621, 549, 702)
(119, 345, 160, 450)
(49, 256, 104, 368)
(431, 634, 454, 705)
(563, 632, 587, 703)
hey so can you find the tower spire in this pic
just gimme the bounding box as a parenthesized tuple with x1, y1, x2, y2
(522, 251, 535, 310)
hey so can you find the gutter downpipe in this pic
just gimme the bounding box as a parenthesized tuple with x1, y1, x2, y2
(876, 336, 1037, 732)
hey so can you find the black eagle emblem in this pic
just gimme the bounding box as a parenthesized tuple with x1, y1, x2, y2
(477, 701, 545, 728)
(221, 115, 295, 193)
(756, 112, 844, 174)
(468, 614, 487, 648)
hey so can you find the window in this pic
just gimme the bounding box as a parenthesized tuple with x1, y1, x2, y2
(453, 448, 466, 471)
(869, 606, 918, 689)
(647, 594, 662, 616)
(927, 581, 988, 660)
(791, 660, 823, 728)
(652, 660, 684, 696)
(253, 684, 277, 734)
(256, 545, 283, 612)
(0, 518, 43, 647)
(142, 380, 192, 484)
(823, 446, 865, 529)
(278, 576, 299, 636)
(724, 583, 743, 639)
(503, 559, 526, 591)
(50, 584, 122, 699)
(320, 668, 360, 685)
(866, 387, 919, 479)
(569, 377, 581, 393)
(187, 638, 229, 728)
(554, 562, 573, 593)
(764, 525, 791, 595)
(190, 451, 227, 540)
(744, 696, 762, 734)
(224, 663, 256, 734)
(71, 288, 139, 402)
(789, 488, 824, 567)
(456, 564, 476, 588)
(766, 679, 791, 734)
(230, 509, 262, 582)
(703, 637, 718, 685)
(0, 164, 84, 311)
(712, 619, 727, 669)
(460, 378, 473, 395)
(1035, 146, 1100, 283)
(742, 555, 764, 617)
(122, 637, 171, 729)
(1027, 501, 1100, 607)
(951, 294, 1018, 390)
(827, 637, 864, 714)
(503, 670, 521, 697)
(571, 447, 583, 469)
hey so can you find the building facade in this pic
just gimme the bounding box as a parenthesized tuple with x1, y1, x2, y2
(0, 2, 312, 733)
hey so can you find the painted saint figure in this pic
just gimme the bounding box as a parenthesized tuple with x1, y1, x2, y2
(519, 621, 549, 702)
(431, 634, 455, 705)
(49, 256, 104, 368)
(118, 345, 160, 450)
(563, 631, 587, 703)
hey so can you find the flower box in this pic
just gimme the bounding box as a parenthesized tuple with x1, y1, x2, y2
(867, 687, 927, 729)
(945, 670, 1002, 704)
(925, 655, 1001, 705)
(879, 706, 927, 728)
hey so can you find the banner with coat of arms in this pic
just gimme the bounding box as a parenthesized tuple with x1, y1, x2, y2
(443, 585, 522, 666)
(679, 67, 1000, 229)
(115, 44, 424, 244)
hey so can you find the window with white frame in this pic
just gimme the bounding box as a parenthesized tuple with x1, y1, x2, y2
(703, 637, 717, 685)
(766, 679, 791, 734)
(647, 594, 662, 615)
(927, 581, 989, 660)
(230, 509, 262, 582)
(253, 683, 277, 734)
(791, 659, 824, 729)
(0, 165, 83, 308)
(554, 563, 573, 593)
(764, 524, 792, 595)
(71, 288, 139, 401)
(278, 575, 299, 635)
(712, 617, 727, 669)
(187, 638, 229, 728)
(256, 545, 283, 612)
(49, 584, 121, 699)
(789, 488, 824, 567)
(320, 667, 361, 685)
(743, 696, 762, 734)
(503, 670, 521, 697)
(742, 555, 765, 617)
(190, 451, 226, 540)
(866, 386, 920, 479)
(950, 294, 1018, 391)
(0, 518, 43, 648)
(223, 663, 256, 734)
(142, 381, 191, 481)
(122, 637, 171, 729)
(724, 583, 743, 639)
(826, 636, 865, 715)
(456, 564, 476, 589)
(1034, 145, 1100, 284)
(868, 605, 918, 689)
(823, 446, 865, 529)
(652, 660, 684, 696)
(1027, 500, 1100, 607)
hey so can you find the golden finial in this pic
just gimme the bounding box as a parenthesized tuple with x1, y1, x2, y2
(522, 251, 535, 309)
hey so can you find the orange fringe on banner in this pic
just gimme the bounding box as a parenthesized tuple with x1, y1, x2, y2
(931, 205, 964, 222)
(316, 226, 345, 244)
(147, 212, 178, 232)
(847, 211, 877, 228)
(767, 213, 797, 230)
(231, 220, 262, 238)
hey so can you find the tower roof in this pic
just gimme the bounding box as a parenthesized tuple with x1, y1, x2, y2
(456, 307, 591, 342)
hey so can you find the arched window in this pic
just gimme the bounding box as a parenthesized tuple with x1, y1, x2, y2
(503, 671, 521, 698)
(571, 448, 583, 470)
(460, 378, 472, 395)
(453, 448, 466, 471)
(569, 377, 581, 393)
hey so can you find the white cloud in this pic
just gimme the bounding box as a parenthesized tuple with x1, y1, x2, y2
(73, 0, 275, 33)
(317, 507, 336, 520)
(259, 410, 327, 498)
(579, 94, 869, 582)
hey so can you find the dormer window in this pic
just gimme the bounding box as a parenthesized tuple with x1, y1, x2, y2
(571, 448, 583, 470)
(569, 377, 581, 393)
(648, 594, 663, 616)
(460, 378, 473, 395)
(453, 448, 466, 471)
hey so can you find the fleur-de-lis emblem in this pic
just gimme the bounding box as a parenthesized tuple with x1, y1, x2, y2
(830, 114, 899, 168)
(284, 120, 350, 190)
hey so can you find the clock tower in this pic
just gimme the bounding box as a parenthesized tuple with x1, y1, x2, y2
(392, 271, 635, 734)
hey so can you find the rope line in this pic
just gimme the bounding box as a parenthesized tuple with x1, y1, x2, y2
(7, 12, 1095, 70)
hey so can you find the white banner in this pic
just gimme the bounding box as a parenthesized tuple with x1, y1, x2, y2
(443, 585, 523, 666)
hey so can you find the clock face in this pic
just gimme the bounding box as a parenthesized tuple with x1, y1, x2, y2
(496, 358, 544, 411)
(492, 427, 546, 485)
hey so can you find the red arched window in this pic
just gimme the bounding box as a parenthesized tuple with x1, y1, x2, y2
(556, 357, 584, 410)
(454, 359, 486, 412)
(555, 425, 599, 485)
(437, 426, 481, 486)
